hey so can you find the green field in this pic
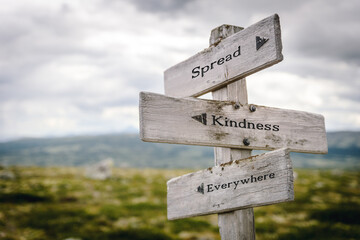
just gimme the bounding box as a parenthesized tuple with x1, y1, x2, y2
(0, 166, 359, 240)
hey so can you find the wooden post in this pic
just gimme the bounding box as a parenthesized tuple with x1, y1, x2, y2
(211, 25, 256, 240)
(141, 14, 326, 238)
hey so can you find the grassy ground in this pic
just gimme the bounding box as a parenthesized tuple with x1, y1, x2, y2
(0, 166, 359, 240)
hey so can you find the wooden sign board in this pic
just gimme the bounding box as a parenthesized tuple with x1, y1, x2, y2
(140, 92, 328, 154)
(164, 14, 283, 98)
(167, 148, 294, 220)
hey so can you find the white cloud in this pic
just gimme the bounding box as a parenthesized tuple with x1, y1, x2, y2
(0, 0, 359, 141)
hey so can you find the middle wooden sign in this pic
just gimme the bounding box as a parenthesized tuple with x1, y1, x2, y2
(140, 92, 328, 154)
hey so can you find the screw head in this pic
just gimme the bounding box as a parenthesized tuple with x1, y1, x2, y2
(234, 103, 240, 109)
(243, 138, 250, 146)
(249, 105, 256, 112)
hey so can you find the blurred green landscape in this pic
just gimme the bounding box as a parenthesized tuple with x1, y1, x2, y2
(0, 131, 359, 169)
(0, 131, 359, 239)
(0, 167, 359, 240)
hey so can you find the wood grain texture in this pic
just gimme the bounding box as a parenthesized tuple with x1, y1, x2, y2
(213, 80, 255, 240)
(139, 92, 328, 154)
(218, 209, 255, 240)
(212, 79, 250, 165)
(209, 25, 244, 47)
(164, 14, 283, 98)
(167, 148, 294, 220)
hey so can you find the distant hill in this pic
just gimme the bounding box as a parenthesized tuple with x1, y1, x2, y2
(0, 132, 359, 169)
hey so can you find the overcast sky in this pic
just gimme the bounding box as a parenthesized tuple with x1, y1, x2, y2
(1, 0, 359, 141)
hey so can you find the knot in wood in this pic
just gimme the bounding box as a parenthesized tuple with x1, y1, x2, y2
(209, 24, 243, 47)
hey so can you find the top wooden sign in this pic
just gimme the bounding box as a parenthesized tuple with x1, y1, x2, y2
(164, 14, 283, 98)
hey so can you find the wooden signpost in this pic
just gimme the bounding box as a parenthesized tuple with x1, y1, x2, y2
(164, 14, 283, 98)
(167, 148, 294, 220)
(139, 14, 328, 239)
(140, 92, 327, 154)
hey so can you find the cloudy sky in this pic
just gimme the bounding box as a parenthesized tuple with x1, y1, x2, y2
(1, 0, 359, 141)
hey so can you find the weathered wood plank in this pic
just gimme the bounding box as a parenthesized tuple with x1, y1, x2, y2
(139, 92, 328, 154)
(218, 209, 255, 240)
(164, 14, 283, 98)
(213, 79, 255, 240)
(209, 25, 244, 47)
(167, 148, 294, 220)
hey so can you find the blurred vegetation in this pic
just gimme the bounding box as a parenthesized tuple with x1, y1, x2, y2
(0, 132, 359, 169)
(0, 167, 359, 239)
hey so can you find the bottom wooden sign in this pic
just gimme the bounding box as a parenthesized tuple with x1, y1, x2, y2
(167, 148, 294, 220)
